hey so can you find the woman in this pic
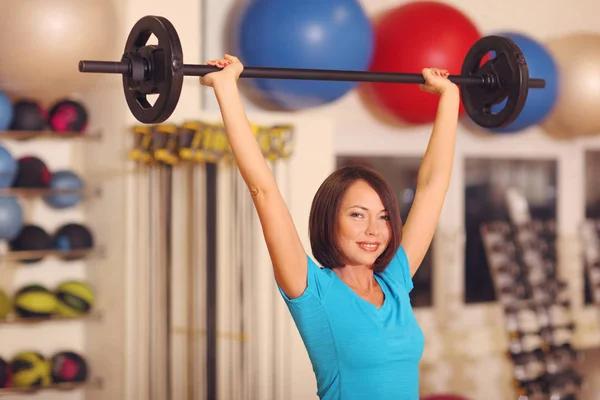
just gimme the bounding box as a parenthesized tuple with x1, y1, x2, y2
(201, 54, 459, 399)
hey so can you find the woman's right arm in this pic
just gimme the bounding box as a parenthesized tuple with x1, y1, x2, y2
(204, 55, 308, 299)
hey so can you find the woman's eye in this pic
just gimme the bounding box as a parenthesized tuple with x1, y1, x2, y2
(351, 213, 363, 218)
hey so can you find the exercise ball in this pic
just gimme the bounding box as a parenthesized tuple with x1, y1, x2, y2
(0, 92, 13, 130)
(50, 351, 88, 383)
(43, 170, 85, 209)
(0, 289, 10, 319)
(484, 32, 559, 133)
(0, 146, 17, 188)
(362, 1, 481, 125)
(12, 156, 51, 188)
(48, 100, 88, 133)
(54, 280, 95, 317)
(235, 0, 374, 110)
(0, 357, 10, 388)
(541, 33, 600, 139)
(14, 284, 57, 318)
(10, 351, 52, 388)
(0, 0, 117, 104)
(0, 197, 23, 240)
(9, 100, 47, 131)
(53, 223, 94, 261)
(9, 225, 53, 264)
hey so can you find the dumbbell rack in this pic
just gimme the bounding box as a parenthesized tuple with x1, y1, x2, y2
(579, 219, 600, 306)
(480, 189, 584, 400)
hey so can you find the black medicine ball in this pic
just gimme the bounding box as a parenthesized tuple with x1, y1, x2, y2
(9, 224, 53, 263)
(0, 357, 11, 388)
(50, 351, 88, 383)
(53, 223, 94, 261)
(9, 100, 47, 131)
(12, 156, 51, 188)
(48, 100, 88, 133)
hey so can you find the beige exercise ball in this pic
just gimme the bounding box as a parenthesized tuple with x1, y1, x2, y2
(541, 33, 600, 139)
(0, 0, 117, 105)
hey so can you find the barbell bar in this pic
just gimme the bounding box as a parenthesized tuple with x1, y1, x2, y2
(79, 60, 546, 88)
(78, 15, 547, 128)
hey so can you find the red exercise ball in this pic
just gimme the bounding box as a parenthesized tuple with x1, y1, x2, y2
(363, 1, 481, 125)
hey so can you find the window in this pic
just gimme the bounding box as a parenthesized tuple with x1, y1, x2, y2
(336, 156, 433, 307)
(464, 158, 558, 303)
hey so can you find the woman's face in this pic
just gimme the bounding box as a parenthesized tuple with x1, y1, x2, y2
(336, 180, 391, 268)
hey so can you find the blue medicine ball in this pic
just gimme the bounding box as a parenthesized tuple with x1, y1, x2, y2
(489, 32, 559, 133)
(0, 196, 23, 240)
(0, 92, 13, 131)
(43, 170, 84, 209)
(0, 146, 17, 188)
(235, 0, 374, 110)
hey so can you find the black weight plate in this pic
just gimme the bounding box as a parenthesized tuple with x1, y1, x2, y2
(122, 16, 184, 124)
(460, 36, 530, 129)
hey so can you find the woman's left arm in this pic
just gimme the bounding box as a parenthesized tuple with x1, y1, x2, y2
(401, 69, 460, 276)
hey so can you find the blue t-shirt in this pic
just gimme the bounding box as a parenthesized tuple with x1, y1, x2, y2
(277, 246, 424, 400)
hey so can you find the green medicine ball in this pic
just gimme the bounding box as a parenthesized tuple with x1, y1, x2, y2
(55, 281, 95, 317)
(11, 351, 52, 388)
(0, 289, 11, 319)
(14, 285, 57, 318)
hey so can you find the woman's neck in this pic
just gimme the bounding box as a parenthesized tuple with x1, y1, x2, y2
(333, 264, 377, 293)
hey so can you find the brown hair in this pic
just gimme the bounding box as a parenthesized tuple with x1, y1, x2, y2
(308, 165, 402, 273)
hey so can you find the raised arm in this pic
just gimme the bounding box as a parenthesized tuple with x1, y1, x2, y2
(401, 68, 460, 276)
(201, 55, 308, 299)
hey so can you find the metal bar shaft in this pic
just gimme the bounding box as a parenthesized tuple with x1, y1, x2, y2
(185, 64, 485, 85)
(79, 60, 546, 89)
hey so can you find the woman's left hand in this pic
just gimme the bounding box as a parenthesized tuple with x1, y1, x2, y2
(419, 68, 458, 95)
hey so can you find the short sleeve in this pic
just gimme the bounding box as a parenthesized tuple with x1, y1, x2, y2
(277, 254, 332, 305)
(382, 245, 414, 293)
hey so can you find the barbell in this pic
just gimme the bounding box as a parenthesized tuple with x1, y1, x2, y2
(79, 15, 546, 128)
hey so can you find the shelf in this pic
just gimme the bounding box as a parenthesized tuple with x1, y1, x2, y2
(0, 377, 103, 396)
(1, 246, 105, 261)
(0, 130, 102, 141)
(0, 187, 101, 199)
(0, 311, 103, 325)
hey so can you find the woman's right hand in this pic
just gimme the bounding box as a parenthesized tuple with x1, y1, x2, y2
(200, 54, 244, 87)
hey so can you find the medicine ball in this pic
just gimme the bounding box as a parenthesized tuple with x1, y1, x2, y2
(43, 170, 84, 209)
(50, 351, 88, 383)
(55, 281, 95, 317)
(0, 196, 24, 241)
(0, 288, 11, 319)
(0, 145, 17, 188)
(48, 99, 88, 133)
(12, 156, 51, 188)
(53, 223, 94, 261)
(9, 100, 47, 131)
(10, 351, 51, 388)
(0, 357, 11, 388)
(0, 92, 13, 131)
(9, 225, 53, 264)
(13, 284, 57, 318)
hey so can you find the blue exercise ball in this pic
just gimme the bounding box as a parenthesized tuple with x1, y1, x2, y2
(0, 92, 13, 131)
(0, 146, 17, 188)
(0, 197, 23, 240)
(43, 170, 84, 209)
(234, 0, 374, 110)
(489, 32, 559, 133)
